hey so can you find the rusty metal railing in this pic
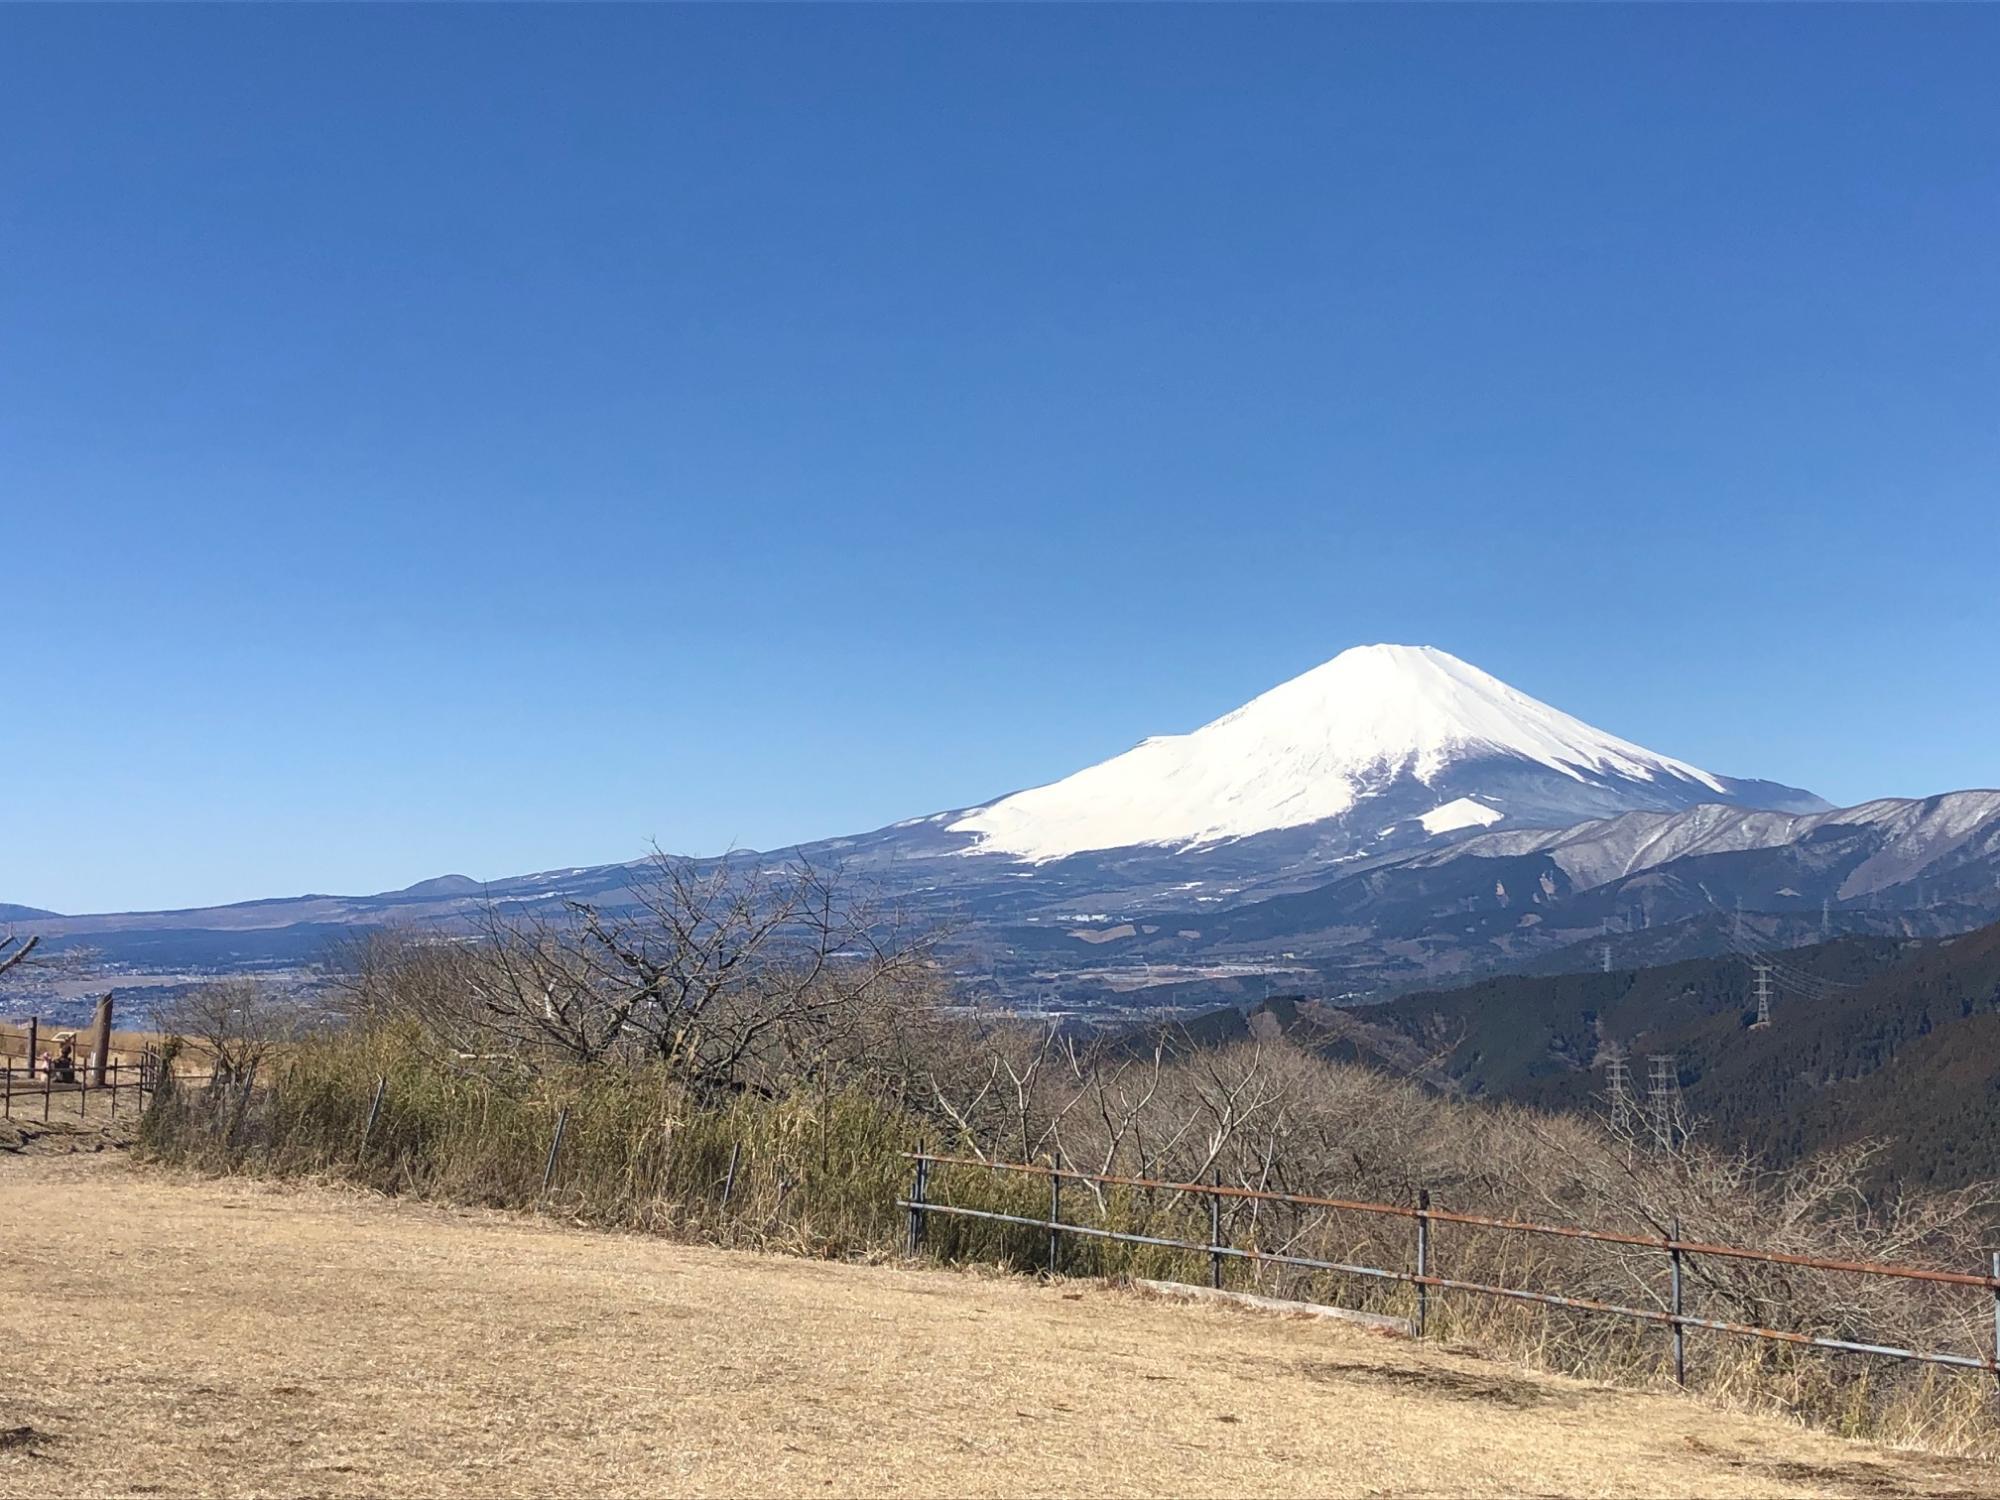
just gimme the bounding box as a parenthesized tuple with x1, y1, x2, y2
(899, 1153, 2000, 1380)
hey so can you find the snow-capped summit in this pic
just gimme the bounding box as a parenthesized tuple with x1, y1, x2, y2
(950, 644, 1826, 863)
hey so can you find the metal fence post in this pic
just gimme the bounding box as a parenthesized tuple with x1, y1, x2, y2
(1415, 1188, 1431, 1339)
(1049, 1166, 1062, 1275)
(906, 1155, 928, 1256)
(1210, 1173, 1224, 1290)
(1670, 1215, 1686, 1386)
(1990, 1252, 1998, 1379)
(360, 1075, 387, 1155)
(540, 1106, 570, 1200)
(721, 1140, 742, 1209)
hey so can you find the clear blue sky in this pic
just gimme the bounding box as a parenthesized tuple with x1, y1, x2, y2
(4, 6, 1996, 914)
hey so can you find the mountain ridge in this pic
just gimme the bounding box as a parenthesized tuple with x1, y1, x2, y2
(23, 645, 1976, 1013)
(949, 644, 1826, 862)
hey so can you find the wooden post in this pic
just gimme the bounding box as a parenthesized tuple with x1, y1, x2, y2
(89, 992, 114, 1087)
(3, 1060, 10, 1118)
(24, 1018, 36, 1079)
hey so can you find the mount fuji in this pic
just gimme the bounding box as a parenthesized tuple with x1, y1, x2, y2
(945, 644, 1825, 866)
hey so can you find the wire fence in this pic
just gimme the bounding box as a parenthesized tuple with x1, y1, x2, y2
(899, 1153, 2000, 1382)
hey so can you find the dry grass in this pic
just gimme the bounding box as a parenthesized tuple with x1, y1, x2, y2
(135, 1029, 2000, 1457)
(2, 1155, 1993, 1499)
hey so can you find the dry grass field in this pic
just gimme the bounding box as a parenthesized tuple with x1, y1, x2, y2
(1, 1151, 1994, 1499)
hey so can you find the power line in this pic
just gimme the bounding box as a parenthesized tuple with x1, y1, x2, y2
(1672, 875, 1865, 999)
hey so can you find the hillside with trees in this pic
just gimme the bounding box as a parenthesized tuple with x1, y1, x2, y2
(1266, 921, 2000, 1190)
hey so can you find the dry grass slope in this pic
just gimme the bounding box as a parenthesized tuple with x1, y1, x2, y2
(2, 1154, 1993, 1500)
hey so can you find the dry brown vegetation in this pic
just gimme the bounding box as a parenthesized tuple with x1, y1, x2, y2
(130, 856, 2000, 1462)
(4, 1153, 1993, 1500)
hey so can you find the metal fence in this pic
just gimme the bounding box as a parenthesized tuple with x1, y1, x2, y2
(899, 1153, 2000, 1382)
(1, 1056, 166, 1123)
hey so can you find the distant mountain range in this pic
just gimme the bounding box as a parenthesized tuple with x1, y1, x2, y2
(1063, 788, 2000, 996)
(8, 645, 1996, 1010)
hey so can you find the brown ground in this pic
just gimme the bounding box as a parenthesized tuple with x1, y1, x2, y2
(2, 1152, 1992, 1500)
(0, 1080, 140, 1157)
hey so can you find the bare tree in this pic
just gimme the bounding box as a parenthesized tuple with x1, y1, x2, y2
(358, 850, 944, 1099)
(154, 978, 308, 1083)
(0, 932, 41, 979)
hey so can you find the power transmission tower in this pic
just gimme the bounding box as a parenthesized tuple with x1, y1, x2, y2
(1647, 1054, 1684, 1154)
(1753, 963, 1773, 1027)
(1605, 1056, 1635, 1137)
(1601, 942, 1613, 974)
(1821, 897, 1832, 942)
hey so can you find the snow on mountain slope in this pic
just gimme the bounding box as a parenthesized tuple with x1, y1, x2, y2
(1411, 790, 2000, 898)
(1420, 796, 1507, 836)
(950, 644, 1751, 862)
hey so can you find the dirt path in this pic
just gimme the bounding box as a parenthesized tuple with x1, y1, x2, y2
(0, 1155, 1989, 1499)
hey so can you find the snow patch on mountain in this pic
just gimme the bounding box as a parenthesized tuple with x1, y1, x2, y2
(951, 644, 1733, 862)
(1420, 796, 1506, 835)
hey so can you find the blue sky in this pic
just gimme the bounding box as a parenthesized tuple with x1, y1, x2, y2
(4, 7, 1996, 914)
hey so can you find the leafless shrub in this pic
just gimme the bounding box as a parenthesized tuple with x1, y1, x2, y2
(347, 851, 949, 1102)
(154, 978, 310, 1083)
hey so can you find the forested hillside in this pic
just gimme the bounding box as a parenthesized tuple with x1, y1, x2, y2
(1191, 922, 2000, 1190)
